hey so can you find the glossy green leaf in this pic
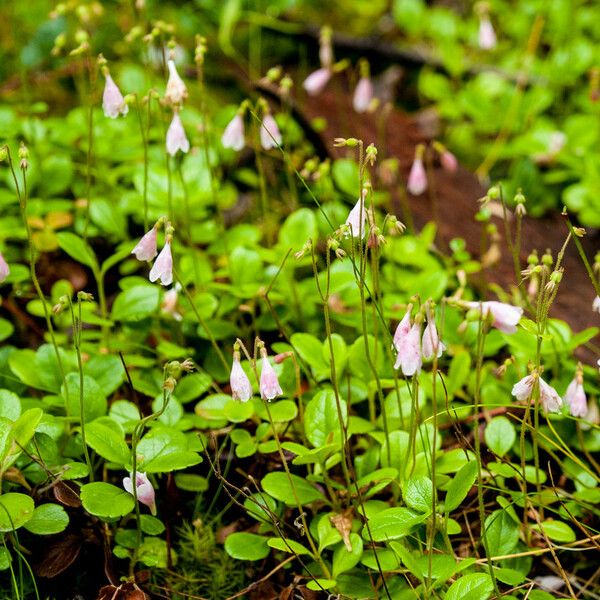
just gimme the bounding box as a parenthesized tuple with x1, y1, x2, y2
(80, 482, 135, 519)
(23, 503, 69, 535)
(485, 416, 516, 457)
(261, 472, 324, 505)
(445, 573, 494, 600)
(445, 460, 477, 513)
(0, 493, 35, 532)
(225, 532, 270, 561)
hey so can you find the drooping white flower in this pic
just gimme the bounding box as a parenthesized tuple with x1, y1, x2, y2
(465, 301, 523, 334)
(161, 285, 182, 321)
(393, 309, 412, 350)
(260, 114, 282, 150)
(593, 296, 600, 313)
(353, 77, 374, 113)
(440, 150, 458, 173)
(345, 189, 368, 238)
(131, 227, 158, 262)
(407, 156, 427, 195)
(230, 355, 253, 402)
(393, 309, 422, 376)
(149, 241, 173, 286)
(539, 378, 562, 413)
(102, 73, 128, 119)
(479, 16, 497, 50)
(221, 113, 245, 151)
(260, 356, 283, 400)
(512, 373, 562, 413)
(165, 59, 188, 105)
(563, 375, 587, 418)
(123, 471, 156, 514)
(303, 68, 331, 96)
(0, 251, 9, 283)
(166, 112, 190, 156)
(422, 313, 445, 361)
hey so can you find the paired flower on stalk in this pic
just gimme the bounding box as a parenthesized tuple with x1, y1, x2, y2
(407, 143, 459, 196)
(163, 54, 190, 156)
(512, 371, 562, 413)
(229, 340, 283, 402)
(131, 218, 174, 286)
(393, 302, 446, 377)
(221, 101, 282, 152)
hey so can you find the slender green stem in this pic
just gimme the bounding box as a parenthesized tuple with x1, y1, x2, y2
(5, 148, 69, 405)
(70, 297, 93, 481)
(473, 314, 500, 596)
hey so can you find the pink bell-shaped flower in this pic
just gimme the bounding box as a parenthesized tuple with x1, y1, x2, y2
(0, 251, 9, 283)
(165, 59, 188, 105)
(161, 285, 182, 321)
(131, 226, 158, 262)
(221, 113, 245, 151)
(563, 370, 587, 418)
(102, 73, 128, 119)
(393, 309, 412, 350)
(407, 147, 427, 195)
(393, 308, 422, 376)
(479, 16, 497, 50)
(230, 353, 253, 402)
(303, 68, 331, 96)
(260, 114, 282, 150)
(465, 301, 523, 334)
(166, 112, 190, 156)
(123, 471, 156, 515)
(440, 150, 458, 173)
(422, 308, 445, 360)
(260, 355, 283, 401)
(353, 77, 374, 113)
(149, 241, 173, 286)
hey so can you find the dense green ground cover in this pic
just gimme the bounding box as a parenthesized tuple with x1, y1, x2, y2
(0, 1, 599, 599)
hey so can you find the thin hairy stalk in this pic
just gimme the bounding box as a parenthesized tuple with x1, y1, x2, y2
(5, 148, 69, 404)
(563, 215, 600, 296)
(135, 95, 150, 230)
(69, 297, 94, 481)
(130, 369, 172, 571)
(175, 268, 228, 371)
(476, 15, 545, 178)
(472, 313, 500, 596)
(83, 53, 96, 240)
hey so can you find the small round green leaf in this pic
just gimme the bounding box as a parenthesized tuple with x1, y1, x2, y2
(261, 472, 324, 506)
(80, 482, 135, 519)
(484, 416, 516, 457)
(224, 532, 270, 561)
(23, 503, 69, 535)
(532, 519, 576, 543)
(403, 476, 434, 513)
(0, 493, 35, 532)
